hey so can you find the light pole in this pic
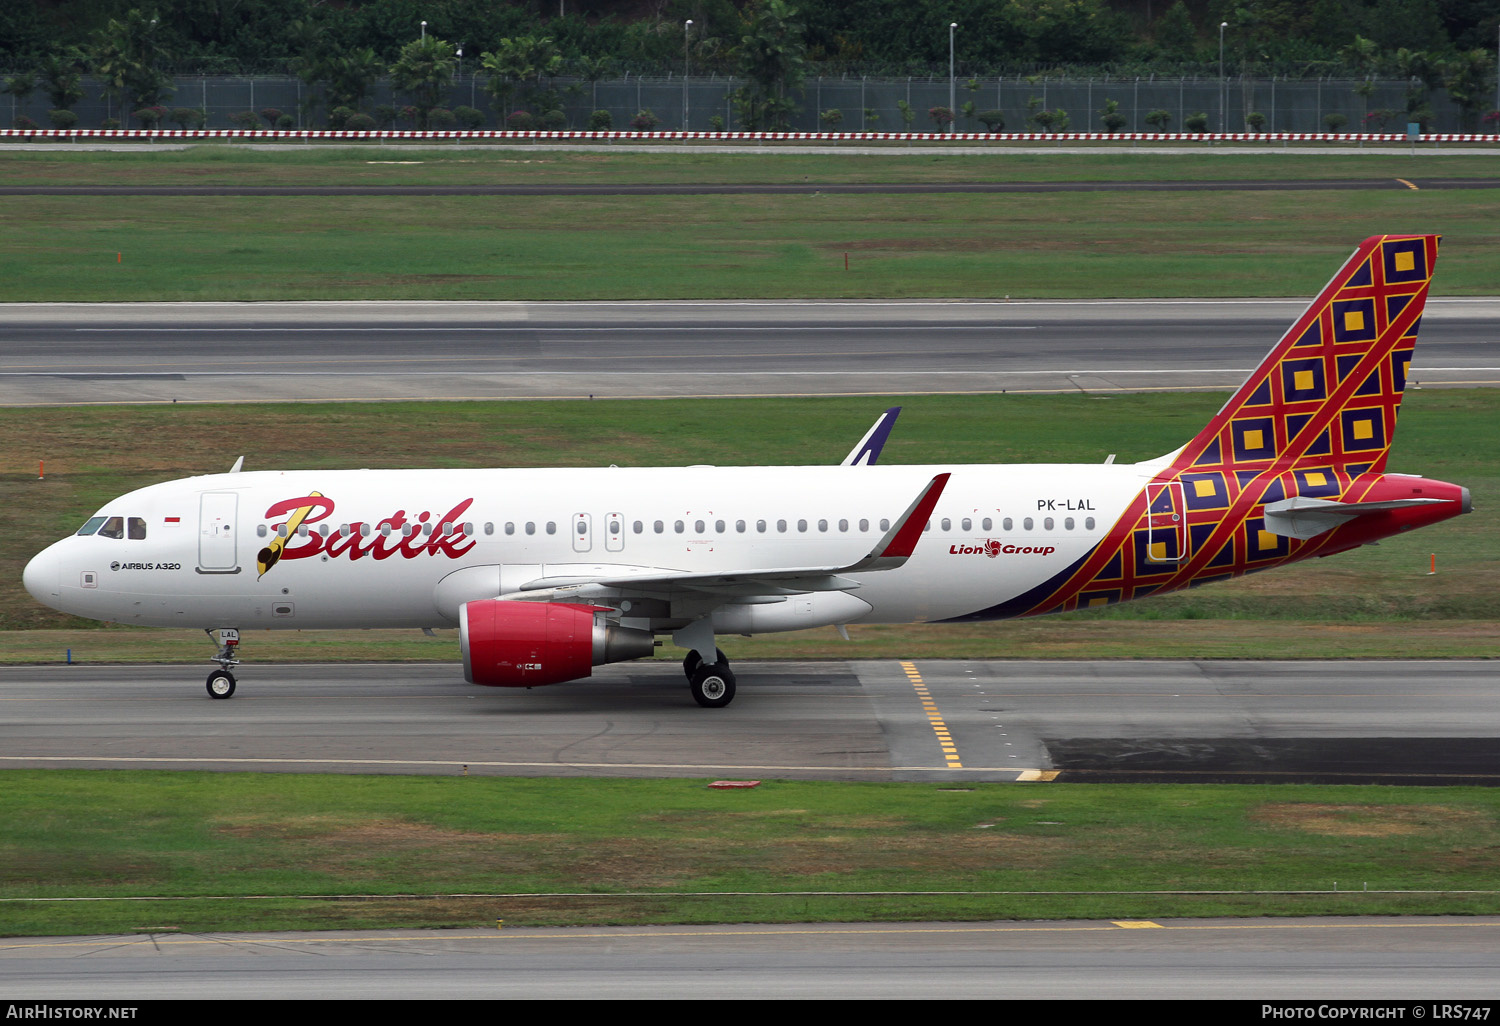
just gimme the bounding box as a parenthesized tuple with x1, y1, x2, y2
(949, 22, 958, 133)
(421, 20, 427, 43)
(684, 20, 692, 131)
(1219, 22, 1228, 133)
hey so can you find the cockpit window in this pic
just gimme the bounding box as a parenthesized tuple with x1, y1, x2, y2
(97, 516, 125, 539)
(76, 516, 107, 536)
(128, 517, 147, 540)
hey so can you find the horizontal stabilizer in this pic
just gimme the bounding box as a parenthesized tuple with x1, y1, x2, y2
(1263, 495, 1452, 540)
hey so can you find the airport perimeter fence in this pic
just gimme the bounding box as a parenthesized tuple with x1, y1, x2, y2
(5, 73, 1497, 136)
(6, 127, 1500, 147)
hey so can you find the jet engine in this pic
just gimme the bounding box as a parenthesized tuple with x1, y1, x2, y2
(459, 599, 655, 687)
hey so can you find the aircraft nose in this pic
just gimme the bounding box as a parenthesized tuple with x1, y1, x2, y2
(23, 543, 62, 609)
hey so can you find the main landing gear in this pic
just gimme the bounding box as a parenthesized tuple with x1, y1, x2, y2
(205, 627, 240, 699)
(683, 647, 736, 708)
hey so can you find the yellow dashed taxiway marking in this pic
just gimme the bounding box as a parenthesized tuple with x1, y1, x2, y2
(900, 661, 962, 769)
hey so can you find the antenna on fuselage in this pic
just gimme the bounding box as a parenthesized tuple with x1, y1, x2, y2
(229, 456, 244, 473)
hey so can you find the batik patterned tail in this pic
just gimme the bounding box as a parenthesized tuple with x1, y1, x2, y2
(1174, 234, 1438, 478)
(941, 234, 1446, 623)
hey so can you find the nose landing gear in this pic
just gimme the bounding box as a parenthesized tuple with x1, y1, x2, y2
(205, 627, 240, 699)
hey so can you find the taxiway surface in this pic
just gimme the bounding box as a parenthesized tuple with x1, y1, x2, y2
(4, 917, 1499, 999)
(3, 299, 1498, 404)
(4, 659, 1497, 784)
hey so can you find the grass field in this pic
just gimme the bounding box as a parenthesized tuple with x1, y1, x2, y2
(1, 149, 1498, 301)
(3, 771, 1499, 935)
(6, 391, 1493, 659)
(5, 146, 1500, 187)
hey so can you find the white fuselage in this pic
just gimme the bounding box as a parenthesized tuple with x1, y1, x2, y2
(24, 463, 1151, 633)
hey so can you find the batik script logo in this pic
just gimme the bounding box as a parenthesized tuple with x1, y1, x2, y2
(257, 493, 477, 578)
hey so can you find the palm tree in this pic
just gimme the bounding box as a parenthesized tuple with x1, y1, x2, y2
(37, 51, 86, 112)
(326, 48, 383, 113)
(390, 36, 458, 129)
(480, 35, 562, 118)
(732, 0, 807, 130)
(576, 54, 613, 110)
(89, 10, 172, 124)
(1440, 49, 1491, 132)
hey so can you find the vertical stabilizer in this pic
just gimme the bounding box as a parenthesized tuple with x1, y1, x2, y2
(1173, 234, 1438, 477)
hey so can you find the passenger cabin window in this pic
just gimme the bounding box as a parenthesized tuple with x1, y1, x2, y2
(982, 518, 992, 531)
(961, 518, 972, 531)
(76, 516, 107, 536)
(880, 519, 890, 531)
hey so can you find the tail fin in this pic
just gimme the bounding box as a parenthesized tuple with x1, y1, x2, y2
(1171, 234, 1438, 478)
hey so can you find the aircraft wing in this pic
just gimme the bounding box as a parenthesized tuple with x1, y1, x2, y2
(840, 407, 901, 466)
(511, 472, 950, 602)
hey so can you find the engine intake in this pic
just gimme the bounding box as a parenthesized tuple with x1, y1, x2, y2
(459, 599, 655, 687)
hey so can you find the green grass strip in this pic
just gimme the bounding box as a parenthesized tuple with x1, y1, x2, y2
(3, 770, 1500, 935)
(2, 173, 1497, 301)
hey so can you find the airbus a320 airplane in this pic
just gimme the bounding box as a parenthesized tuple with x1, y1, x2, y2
(24, 235, 1470, 707)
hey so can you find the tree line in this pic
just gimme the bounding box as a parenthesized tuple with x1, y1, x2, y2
(3, 0, 1496, 131)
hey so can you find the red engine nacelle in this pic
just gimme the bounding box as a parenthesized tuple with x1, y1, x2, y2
(459, 599, 655, 687)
